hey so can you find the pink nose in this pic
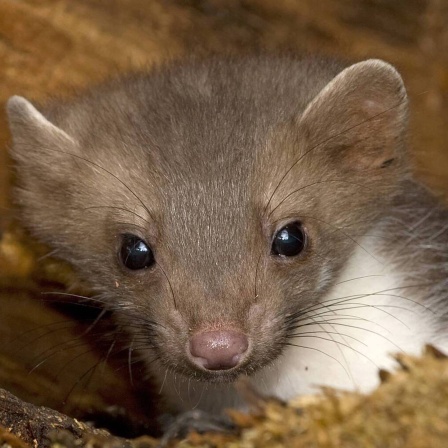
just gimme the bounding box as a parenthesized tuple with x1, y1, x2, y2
(189, 330, 249, 371)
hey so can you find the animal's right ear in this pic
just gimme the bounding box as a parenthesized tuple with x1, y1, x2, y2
(7, 96, 83, 244)
(7, 95, 78, 171)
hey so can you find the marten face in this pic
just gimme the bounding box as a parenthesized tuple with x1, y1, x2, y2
(7, 56, 408, 384)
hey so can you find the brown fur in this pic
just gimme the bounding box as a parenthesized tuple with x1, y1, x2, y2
(6, 55, 448, 391)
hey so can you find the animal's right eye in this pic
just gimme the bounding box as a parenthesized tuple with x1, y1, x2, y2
(119, 234, 155, 270)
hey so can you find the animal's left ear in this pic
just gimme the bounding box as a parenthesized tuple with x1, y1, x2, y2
(299, 59, 408, 171)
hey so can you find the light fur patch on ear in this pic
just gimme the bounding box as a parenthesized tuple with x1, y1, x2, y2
(7, 95, 76, 148)
(299, 59, 408, 171)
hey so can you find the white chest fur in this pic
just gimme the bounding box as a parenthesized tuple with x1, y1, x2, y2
(252, 237, 443, 403)
(157, 235, 444, 413)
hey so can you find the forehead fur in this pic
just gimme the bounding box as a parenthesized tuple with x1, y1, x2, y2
(44, 55, 345, 167)
(7, 55, 408, 283)
(34, 56, 348, 243)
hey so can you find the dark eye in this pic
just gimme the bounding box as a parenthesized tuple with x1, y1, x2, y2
(119, 234, 155, 270)
(272, 222, 306, 257)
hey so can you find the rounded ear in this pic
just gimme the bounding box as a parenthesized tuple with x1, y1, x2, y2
(7, 95, 77, 167)
(6, 95, 80, 207)
(6, 96, 82, 245)
(298, 59, 408, 171)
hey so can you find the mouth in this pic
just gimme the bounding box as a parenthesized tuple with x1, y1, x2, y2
(155, 353, 254, 384)
(189, 369, 243, 384)
(151, 350, 251, 383)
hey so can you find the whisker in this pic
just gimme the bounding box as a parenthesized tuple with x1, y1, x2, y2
(156, 262, 177, 310)
(288, 319, 403, 352)
(41, 291, 164, 329)
(8, 319, 80, 346)
(268, 179, 373, 219)
(18, 323, 88, 355)
(81, 205, 151, 226)
(28, 338, 96, 375)
(289, 330, 367, 346)
(128, 337, 135, 387)
(40, 147, 156, 222)
(288, 282, 434, 322)
(62, 355, 105, 405)
(296, 300, 409, 330)
(254, 251, 264, 300)
(36, 248, 61, 262)
(289, 335, 377, 367)
(333, 274, 384, 286)
(305, 313, 355, 385)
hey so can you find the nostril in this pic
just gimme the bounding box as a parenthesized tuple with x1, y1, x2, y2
(189, 330, 249, 371)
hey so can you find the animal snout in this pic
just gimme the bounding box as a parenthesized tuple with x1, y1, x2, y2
(189, 330, 249, 371)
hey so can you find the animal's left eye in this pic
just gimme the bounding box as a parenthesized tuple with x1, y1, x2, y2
(119, 234, 155, 270)
(271, 222, 307, 257)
